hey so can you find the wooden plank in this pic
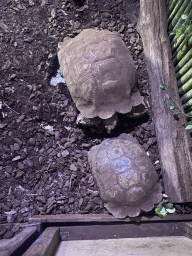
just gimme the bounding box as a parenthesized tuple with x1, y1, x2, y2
(23, 227, 60, 256)
(184, 222, 192, 239)
(29, 213, 192, 224)
(137, 0, 192, 202)
(0, 227, 39, 256)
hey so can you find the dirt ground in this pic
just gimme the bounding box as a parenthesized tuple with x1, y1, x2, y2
(0, 0, 191, 240)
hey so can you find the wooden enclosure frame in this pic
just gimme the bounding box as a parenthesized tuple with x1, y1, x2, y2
(137, 0, 192, 202)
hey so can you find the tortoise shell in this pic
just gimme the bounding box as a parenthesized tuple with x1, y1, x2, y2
(58, 29, 143, 119)
(88, 133, 162, 218)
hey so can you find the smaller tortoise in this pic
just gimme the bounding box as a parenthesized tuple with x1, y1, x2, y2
(88, 133, 162, 218)
(58, 29, 146, 133)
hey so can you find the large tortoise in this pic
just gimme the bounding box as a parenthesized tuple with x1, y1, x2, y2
(88, 133, 162, 218)
(58, 29, 146, 133)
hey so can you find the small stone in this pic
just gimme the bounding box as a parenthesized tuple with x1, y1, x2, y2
(0, 215, 6, 223)
(92, 18, 101, 26)
(9, 73, 16, 80)
(136, 45, 143, 51)
(64, 180, 70, 188)
(83, 203, 92, 212)
(70, 137, 76, 143)
(51, 8, 57, 19)
(55, 131, 60, 140)
(16, 115, 25, 123)
(3, 230, 14, 239)
(128, 23, 134, 28)
(0, 228, 7, 236)
(101, 12, 111, 18)
(24, 37, 34, 43)
(47, 197, 56, 208)
(23, 159, 33, 167)
(20, 200, 29, 208)
(70, 163, 77, 172)
(75, 153, 82, 158)
(61, 150, 69, 158)
(130, 36, 136, 44)
(46, 205, 54, 214)
(57, 158, 65, 164)
(2, 204, 10, 211)
(75, 2, 87, 10)
(11, 224, 21, 233)
(13, 199, 20, 208)
(0, 193, 5, 200)
(74, 21, 81, 29)
(41, 0, 49, 7)
(12, 156, 21, 161)
(118, 24, 125, 33)
(15, 171, 23, 178)
(81, 143, 92, 148)
(87, 175, 94, 184)
(100, 21, 106, 29)
(49, 149, 57, 157)
(57, 152, 61, 158)
(29, 0, 35, 6)
(64, 142, 72, 149)
(60, 138, 68, 144)
(0, 20, 8, 33)
(79, 198, 83, 208)
(93, 197, 101, 205)
(17, 217, 24, 223)
(45, 130, 55, 136)
(2, 60, 11, 70)
(0, 123, 7, 129)
(20, 151, 27, 160)
(18, 162, 24, 170)
(13, 138, 23, 146)
(5, 166, 12, 174)
(20, 207, 29, 214)
(4, 209, 16, 215)
(68, 197, 74, 204)
(108, 21, 116, 27)
(28, 138, 36, 146)
(36, 196, 46, 204)
(14, 143, 20, 151)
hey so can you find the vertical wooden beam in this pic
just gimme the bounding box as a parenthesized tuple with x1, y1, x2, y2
(137, 0, 192, 202)
(23, 227, 60, 256)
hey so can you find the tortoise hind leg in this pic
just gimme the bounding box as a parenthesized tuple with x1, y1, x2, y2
(76, 113, 102, 126)
(126, 102, 148, 118)
(103, 113, 119, 134)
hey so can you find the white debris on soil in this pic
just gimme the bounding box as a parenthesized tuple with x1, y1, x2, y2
(40, 124, 54, 130)
(50, 69, 65, 86)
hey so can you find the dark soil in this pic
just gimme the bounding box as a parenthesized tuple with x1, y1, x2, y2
(0, 0, 191, 240)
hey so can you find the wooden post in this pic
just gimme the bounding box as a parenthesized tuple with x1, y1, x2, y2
(137, 0, 192, 202)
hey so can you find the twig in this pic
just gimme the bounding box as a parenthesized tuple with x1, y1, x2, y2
(3, 102, 20, 115)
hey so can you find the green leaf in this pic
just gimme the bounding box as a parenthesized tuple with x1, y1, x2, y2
(160, 84, 165, 90)
(185, 125, 192, 130)
(166, 203, 174, 209)
(164, 199, 169, 204)
(175, 204, 185, 213)
(168, 104, 175, 110)
(155, 206, 167, 218)
(169, 30, 175, 35)
(176, 29, 182, 36)
(181, 14, 188, 20)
